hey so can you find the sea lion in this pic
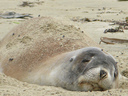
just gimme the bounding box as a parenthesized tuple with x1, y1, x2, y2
(31, 47, 119, 91)
(0, 47, 119, 91)
(0, 17, 119, 91)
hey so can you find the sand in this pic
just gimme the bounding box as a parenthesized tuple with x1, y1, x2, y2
(0, 0, 128, 96)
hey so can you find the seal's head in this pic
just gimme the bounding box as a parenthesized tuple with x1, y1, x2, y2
(74, 47, 118, 91)
(53, 47, 119, 91)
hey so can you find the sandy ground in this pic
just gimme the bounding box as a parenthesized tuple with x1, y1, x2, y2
(1, 0, 128, 96)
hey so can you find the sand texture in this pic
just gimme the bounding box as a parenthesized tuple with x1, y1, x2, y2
(0, 0, 128, 96)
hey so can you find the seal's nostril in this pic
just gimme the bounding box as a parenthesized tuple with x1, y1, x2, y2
(100, 70, 107, 80)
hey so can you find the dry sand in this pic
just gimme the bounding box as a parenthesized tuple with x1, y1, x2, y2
(0, 0, 128, 96)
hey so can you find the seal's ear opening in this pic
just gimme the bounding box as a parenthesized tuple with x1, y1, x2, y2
(70, 58, 73, 62)
(69, 56, 76, 62)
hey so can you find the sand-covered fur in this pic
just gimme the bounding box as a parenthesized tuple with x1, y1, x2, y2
(0, 17, 97, 80)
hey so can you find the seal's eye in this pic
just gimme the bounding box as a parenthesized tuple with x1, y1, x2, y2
(82, 59, 90, 63)
(114, 72, 117, 78)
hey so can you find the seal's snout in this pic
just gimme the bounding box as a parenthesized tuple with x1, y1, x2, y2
(100, 70, 107, 80)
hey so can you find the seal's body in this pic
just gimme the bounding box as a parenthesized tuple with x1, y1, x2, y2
(30, 47, 119, 91)
(1, 47, 119, 91)
(0, 17, 119, 91)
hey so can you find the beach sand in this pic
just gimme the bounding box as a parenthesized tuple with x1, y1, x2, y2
(0, 0, 128, 95)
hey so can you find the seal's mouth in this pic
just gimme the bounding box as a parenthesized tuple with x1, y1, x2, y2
(78, 81, 105, 91)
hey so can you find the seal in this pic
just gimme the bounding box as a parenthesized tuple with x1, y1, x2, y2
(30, 47, 119, 91)
(0, 47, 119, 91)
(0, 17, 119, 91)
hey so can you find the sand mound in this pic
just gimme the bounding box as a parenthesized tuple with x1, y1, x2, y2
(0, 73, 66, 96)
(0, 16, 97, 61)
